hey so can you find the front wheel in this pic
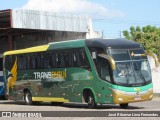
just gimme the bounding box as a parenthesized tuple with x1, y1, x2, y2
(120, 103, 128, 108)
(24, 91, 33, 105)
(87, 92, 97, 109)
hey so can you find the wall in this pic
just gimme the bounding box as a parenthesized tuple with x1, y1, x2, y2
(12, 9, 89, 32)
(0, 37, 8, 53)
(147, 55, 160, 93)
(12, 31, 86, 50)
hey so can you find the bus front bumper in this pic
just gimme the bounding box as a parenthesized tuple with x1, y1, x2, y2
(111, 88, 153, 104)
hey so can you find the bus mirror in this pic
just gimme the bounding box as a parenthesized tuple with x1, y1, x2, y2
(92, 52, 97, 59)
(98, 54, 116, 70)
(145, 51, 160, 67)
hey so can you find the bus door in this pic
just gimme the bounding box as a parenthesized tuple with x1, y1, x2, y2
(96, 54, 114, 103)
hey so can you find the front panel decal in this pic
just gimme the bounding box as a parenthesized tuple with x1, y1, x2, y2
(7, 58, 17, 95)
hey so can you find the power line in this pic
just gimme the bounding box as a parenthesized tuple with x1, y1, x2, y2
(92, 19, 160, 26)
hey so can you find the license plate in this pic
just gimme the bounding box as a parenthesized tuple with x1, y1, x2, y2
(134, 97, 141, 100)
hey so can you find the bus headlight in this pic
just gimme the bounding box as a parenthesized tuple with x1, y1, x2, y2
(149, 95, 153, 99)
(118, 98, 124, 102)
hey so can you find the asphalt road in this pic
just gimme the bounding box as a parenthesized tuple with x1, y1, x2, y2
(0, 97, 160, 120)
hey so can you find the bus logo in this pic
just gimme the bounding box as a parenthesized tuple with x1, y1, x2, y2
(136, 91, 139, 95)
(131, 52, 134, 56)
(134, 88, 141, 92)
(131, 52, 146, 57)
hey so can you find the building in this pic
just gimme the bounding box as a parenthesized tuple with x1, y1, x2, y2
(0, 9, 100, 55)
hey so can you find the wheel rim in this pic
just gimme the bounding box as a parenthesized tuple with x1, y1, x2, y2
(25, 92, 32, 104)
(88, 96, 93, 105)
(88, 93, 96, 108)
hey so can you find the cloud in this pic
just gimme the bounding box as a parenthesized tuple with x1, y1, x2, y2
(22, 0, 125, 18)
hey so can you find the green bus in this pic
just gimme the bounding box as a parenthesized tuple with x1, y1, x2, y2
(3, 38, 153, 108)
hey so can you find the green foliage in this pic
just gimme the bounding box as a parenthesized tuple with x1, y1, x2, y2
(123, 25, 160, 59)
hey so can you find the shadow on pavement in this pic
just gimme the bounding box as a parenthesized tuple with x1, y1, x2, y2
(0, 100, 144, 110)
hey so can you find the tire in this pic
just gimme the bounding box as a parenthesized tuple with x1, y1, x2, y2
(120, 103, 128, 108)
(87, 92, 97, 109)
(24, 91, 33, 105)
(51, 102, 64, 106)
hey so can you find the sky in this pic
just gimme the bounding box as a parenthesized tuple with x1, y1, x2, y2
(0, 0, 160, 38)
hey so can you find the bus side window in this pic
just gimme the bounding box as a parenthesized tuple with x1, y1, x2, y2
(57, 50, 69, 68)
(18, 55, 27, 70)
(43, 52, 50, 69)
(36, 53, 44, 69)
(80, 49, 90, 68)
(0, 58, 3, 71)
(62, 52, 69, 67)
(73, 51, 77, 67)
(29, 54, 36, 69)
(68, 50, 74, 67)
(18, 55, 22, 70)
(51, 52, 57, 68)
(56, 52, 61, 67)
(26, 55, 30, 69)
(73, 48, 91, 70)
(59, 53, 65, 67)
(97, 57, 111, 82)
(6, 55, 15, 70)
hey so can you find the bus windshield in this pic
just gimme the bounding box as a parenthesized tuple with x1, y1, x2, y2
(109, 49, 152, 87)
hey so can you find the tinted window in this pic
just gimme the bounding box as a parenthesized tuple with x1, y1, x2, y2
(0, 58, 3, 71)
(29, 54, 36, 69)
(110, 49, 147, 61)
(57, 50, 69, 68)
(94, 57, 111, 82)
(10, 48, 91, 70)
(43, 52, 50, 69)
(49, 51, 57, 68)
(73, 48, 91, 69)
(110, 50, 130, 61)
(18, 55, 27, 70)
(5, 55, 17, 70)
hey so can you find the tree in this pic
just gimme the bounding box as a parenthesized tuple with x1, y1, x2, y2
(123, 25, 160, 59)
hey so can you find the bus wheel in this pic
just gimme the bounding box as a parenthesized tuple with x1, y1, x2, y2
(87, 92, 97, 109)
(24, 91, 33, 105)
(120, 103, 128, 108)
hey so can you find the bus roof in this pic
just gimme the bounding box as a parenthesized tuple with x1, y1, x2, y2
(86, 38, 141, 49)
(3, 45, 49, 56)
(3, 38, 141, 56)
(48, 39, 85, 50)
(3, 39, 86, 56)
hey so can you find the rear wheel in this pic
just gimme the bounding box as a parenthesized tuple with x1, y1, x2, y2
(87, 92, 97, 109)
(120, 103, 128, 108)
(24, 91, 33, 105)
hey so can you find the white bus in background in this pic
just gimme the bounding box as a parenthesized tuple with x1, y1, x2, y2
(0, 54, 5, 99)
(146, 52, 160, 94)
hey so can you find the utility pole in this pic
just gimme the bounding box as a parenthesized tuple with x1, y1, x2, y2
(119, 31, 122, 38)
(102, 30, 103, 38)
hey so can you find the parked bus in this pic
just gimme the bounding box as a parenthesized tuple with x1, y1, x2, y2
(3, 39, 153, 108)
(0, 55, 5, 99)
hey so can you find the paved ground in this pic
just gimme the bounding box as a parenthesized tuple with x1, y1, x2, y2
(0, 97, 160, 120)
